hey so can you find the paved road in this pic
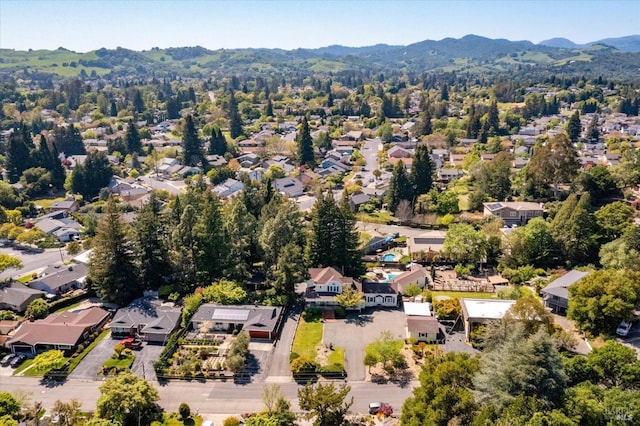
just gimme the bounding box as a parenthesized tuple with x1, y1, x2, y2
(356, 222, 430, 239)
(0, 247, 65, 280)
(617, 322, 640, 359)
(267, 300, 304, 380)
(0, 376, 415, 419)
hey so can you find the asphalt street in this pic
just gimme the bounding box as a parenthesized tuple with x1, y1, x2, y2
(0, 247, 65, 280)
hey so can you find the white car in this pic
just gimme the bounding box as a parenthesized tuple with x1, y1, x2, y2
(616, 320, 633, 337)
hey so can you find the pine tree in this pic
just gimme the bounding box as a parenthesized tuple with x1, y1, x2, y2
(466, 105, 481, 139)
(125, 120, 142, 154)
(52, 124, 85, 156)
(223, 197, 256, 283)
(336, 194, 365, 277)
(228, 91, 243, 139)
(181, 115, 203, 167)
(37, 135, 65, 189)
(387, 161, 414, 213)
(171, 204, 199, 292)
(586, 114, 600, 143)
(265, 99, 274, 117)
(563, 193, 598, 265)
(132, 89, 145, 113)
(88, 197, 140, 305)
(207, 126, 227, 156)
(566, 110, 581, 142)
(416, 107, 432, 137)
(410, 144, 434, 196)
(296, 117, 314, 166)
(70, 151, 113, 200)
(134, 193, 172, 291)
(5, 130, 32, 183)
(110, 101, 118, 117)
(487, 100, 500, 135)
(194, 192, 227, 284)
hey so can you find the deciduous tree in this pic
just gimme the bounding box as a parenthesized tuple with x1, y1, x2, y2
(297, 382, 353, 426)
(96, 371, 161, 425)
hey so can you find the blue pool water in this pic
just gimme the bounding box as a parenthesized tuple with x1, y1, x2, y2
(386, 272, 402, 281)
(381, 254, 396, 262)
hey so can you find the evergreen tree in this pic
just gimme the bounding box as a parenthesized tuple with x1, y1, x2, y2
(134, 193, 172, 291)
(228, 91, 243, 139)
(466, 105, 481, 139)
(265, 98, 274, 117)
(166, 97, 180, 120)
(207, 126, 227, 156)
(125, 120, 142, 154)
(566, 110, 581, 142)
(336, 194, 365, 277)
(194, 191, 227, 284)
(223, 197, 256, 283)
(70, 151, 113, 200)
(132, 89, 145, 113)
(487, 99, 500, 135)
(563, 193, 598, 265)
(181, 115, 202, 167)
(387, 161, 414, 214)
(109, 101, 117, 117)
(52, 124, 85, 156)
(296, 117, 314, 166)
(586, 114, 600, 142)
(88, 197, 140, 306)
(416, 107, 433, 137)
(36, 135, 65, 189)
(410, 144, 434, 196)
(5, 130, 32, 183)
(441, 83, 449, 101)
(527, 133, 579, 198)
(171, 204, 199, 292)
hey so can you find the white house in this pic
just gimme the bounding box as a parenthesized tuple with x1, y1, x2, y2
(212, 178, 244, 198)
(273, 177, 304, 198)
(304, 267, 363, 309)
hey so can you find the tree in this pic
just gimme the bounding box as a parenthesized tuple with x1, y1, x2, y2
(0, 392, 21, 421)
(171, 204, 199, 291)
(527, 134, 579, 198)
(134, 193, 171, 291)
(297, 382, 353, 426)
(334, 286, 364, 309)
(566, 110, 581, 142)
(222, 197, 256, 283)
(442, 224, 486, 266)
(228, 91, 243, 139)
(297, 117, 314, 166)
(31, 350, 66, 374)
(401, 352, 479, 426)
(5, 128, 32, 183)
(505, 217, 555, 268)
(0, 254, 22, 273)
(182, 115, 203, 167)
(472, 151, 512, 203)
(52, 399, 82, 426)
(269, 242, 306, 298)
(207, 125, 227, 156)
(410, 144, 434, 196)
(202, 279, 247, 305)
(96, 370, 161, 425)
(475, 328, 567, 410)
(568, 269, 640, 335)
(125, 120, 142, 154)
(599, 238, 640, 271)
(26, 298, 48, 320)
(387, 160, 413, 213)
(70, 151, 113, 200)
(194, 191, 227, 285)
(580, 165, 619, 202)
(585, 341, 640, 389)
(178, 402, 191, 421)
(595, 201, 634, 243)
(88, 196, 140, 306)
(487, 99, 500, 135)
(434, 190, 460, 216)
(561, 193, 598, 266)
(364, 331, 405, 369)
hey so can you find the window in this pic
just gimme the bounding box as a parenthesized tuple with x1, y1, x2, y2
(509, 211, 517, 217)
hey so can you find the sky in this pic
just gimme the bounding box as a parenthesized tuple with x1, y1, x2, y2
(1, 0, 639, 52)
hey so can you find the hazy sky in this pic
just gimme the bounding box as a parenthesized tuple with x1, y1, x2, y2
(1, 0, 638, 52)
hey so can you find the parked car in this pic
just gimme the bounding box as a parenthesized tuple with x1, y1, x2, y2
(9, 354, 26, 368)
(369, 402, 385, 415)
(120, 337, 143, 349)
(1, 353, 16, 367)
(616, 320, 633, 337)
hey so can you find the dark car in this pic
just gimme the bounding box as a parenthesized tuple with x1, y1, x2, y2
(9, 354, 26, 368)
(0, 353, 16, 367)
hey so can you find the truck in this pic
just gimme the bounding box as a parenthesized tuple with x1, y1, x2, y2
(119, 337, 143, 349)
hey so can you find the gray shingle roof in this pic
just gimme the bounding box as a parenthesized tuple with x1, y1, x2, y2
(541, 270, 591, 300)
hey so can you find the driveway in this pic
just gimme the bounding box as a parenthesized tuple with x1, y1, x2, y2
(266, 300, 304, 381)
(617, 323, 640, 359)
(322, 308, 407, 381)
(68, 332, 115, 380)
(130, 343, 164, 381)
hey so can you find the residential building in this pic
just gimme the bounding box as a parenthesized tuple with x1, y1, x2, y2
(7, 307, 110, 355)
(388, 264, 429, 295)
(0, 282, 46, 312)
(406, 316, 440, 343)
(483, 201, 544, 226)
(190, 304, 284, 341)
(541, 270, 591, 315)
(305, 267, 363, 309)
(408, 231, 446, 262)
(212, 178, 244, 198)
(28, 263, 88, 297)
(359, 282, 397, 308)
(273, 177, 304, 198)
(34, 217, 81, 242)
(109, 297, 181, 344)
(460, 298, 516, 339)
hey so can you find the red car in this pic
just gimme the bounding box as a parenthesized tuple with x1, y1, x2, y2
(120, 337, 142, 349)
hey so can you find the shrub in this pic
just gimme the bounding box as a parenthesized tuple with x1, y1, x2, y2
(289, 352, 300, 362)
(334, 306, 346, 318)
(433, 298, 461, 320)
(290, 357, 317, 375)
(223, 417, 241, 426)
(178, 402, 191, 420)
(404, 283, 422, 297)
(302, 307, 322, 322)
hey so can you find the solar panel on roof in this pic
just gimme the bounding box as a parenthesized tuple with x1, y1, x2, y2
(211, 309, 250, 321)
(487, 203, 502, 210)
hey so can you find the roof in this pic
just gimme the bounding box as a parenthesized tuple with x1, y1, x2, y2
(30, 263, 88, 291)
(390, 266, 428, 288)
(362, 282, 396, 295)
(7, 307, 109, 347)
(308, 267, 353, 285)
(407, 316, 440, 334)
(461, 298, 516, 320)
(191, 304, 283, 334)
(408, 231, 446, 253)
(540, 270, 591, 300)
(0, 282, 45, 310)
(484, 201, 544, 212)
(404, 302, 432, 316)
(109, 297, 181, 336)
(487, 275, 509, 285)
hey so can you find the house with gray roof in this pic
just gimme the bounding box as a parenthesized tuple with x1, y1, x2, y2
(28, 263, 88, 297)
(541, 270, 591, 315)
(0, 282, 46, 313)
(190, 304, 284, 341)
(109, 297, 181, 344)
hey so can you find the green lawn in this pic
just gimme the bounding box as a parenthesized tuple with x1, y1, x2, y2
(32, 195, 69, 209)
(13, 359, 36, 376)
(103, 354, 135, 370)
(292, 318, 323, 360)
(357, 210, 394, 224)
(327, 347, 345, 368)
(432, 291, 497, 300)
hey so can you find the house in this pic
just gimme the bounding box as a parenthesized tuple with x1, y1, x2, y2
(359, 281, 397, 307)
(305, 267, 363, 309)
(273, 177, 304, 198)
(541, 270, 591, 315)
(49, 199, 79, 214)
(404, 302, 432, 316)
(349, 191, 371, 211)
(6, 307, 110, 355)
(389, 264, 429, 295)
(408, 231, 446, 262)
(388, 146, 412, 159)
(407, 316, 440, 343)
(299, 170, 321, 188)
(190, 304, 284, 341)
(437, 168, 463, 183)
(205, 155, 227, 168)
(34, 217, 81, 242)
(512, 157, 530, 169)
(109, 297, 181, 344)
(28, 263, 88, 297)
(212, 178, 244, 198)
(483, 201, 544, 226)
(237, 153, 260, 168)
(237, 167, 264, 183)
(0, 320, 20, 347)
(460, 298, 516, 339)
(0, 282, 46, 312)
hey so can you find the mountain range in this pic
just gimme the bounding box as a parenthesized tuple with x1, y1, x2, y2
(1, 34, 639, 80)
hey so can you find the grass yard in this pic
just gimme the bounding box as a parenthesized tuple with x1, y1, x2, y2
(357, 210, 394, 224)
(13, 359, 36, 376)
(52, 300, 84, 314)
(327, 347, 345, 368)
(32, 195, 69, 209)
(292, 318, 323, 360)
(103, 354, 135, 370)
(432, 291, 497, 300)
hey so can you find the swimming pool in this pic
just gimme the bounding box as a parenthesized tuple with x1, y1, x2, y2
(381, 253, 397, 262)
(386, 272, 402, 281)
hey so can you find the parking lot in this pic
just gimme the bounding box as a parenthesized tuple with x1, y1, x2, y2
(323, 308, 407, 381)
